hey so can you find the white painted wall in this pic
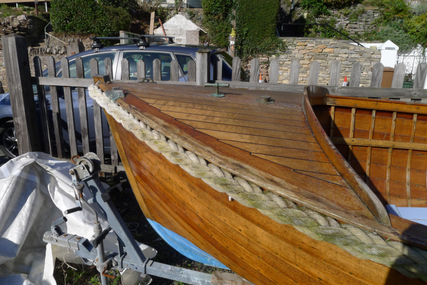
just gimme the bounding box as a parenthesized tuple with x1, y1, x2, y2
(154, 14, 205, 45)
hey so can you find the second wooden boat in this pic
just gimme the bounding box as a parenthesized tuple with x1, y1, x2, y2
(89, 81, 427, 284)
(308, 85, 427, 209)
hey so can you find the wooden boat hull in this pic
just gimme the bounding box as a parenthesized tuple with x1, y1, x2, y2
(308, 86, 427, 208)
(91, 83, 427, 284)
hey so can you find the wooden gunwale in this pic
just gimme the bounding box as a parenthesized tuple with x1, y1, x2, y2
(100, 82, 427, 248)
(106, 111, 425, 285)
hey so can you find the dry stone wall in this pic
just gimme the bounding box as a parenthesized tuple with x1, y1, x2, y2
(276, 38, 381, 87)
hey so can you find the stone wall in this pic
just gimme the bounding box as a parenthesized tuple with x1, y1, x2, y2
(290, 5, 381, 38)
(276, 38, 381, 87)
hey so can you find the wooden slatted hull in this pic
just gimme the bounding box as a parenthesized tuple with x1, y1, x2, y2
(96, 83, 427, 284)
(313, 96, 427, 207)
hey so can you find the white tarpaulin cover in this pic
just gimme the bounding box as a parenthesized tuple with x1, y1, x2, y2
(0, 152, 110, 285)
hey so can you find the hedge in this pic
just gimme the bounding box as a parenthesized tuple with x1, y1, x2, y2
(50, 0, 131, 37)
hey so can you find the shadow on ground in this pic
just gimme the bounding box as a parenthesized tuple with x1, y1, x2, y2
(0, 151, 9, 166)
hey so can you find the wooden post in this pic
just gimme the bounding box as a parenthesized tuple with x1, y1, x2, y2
(137, 60, 146, 81)
(170, 60, 180, 82)
(61, 57, 78, 157)
(196, 49, 210, 86)
(34, 56, 52, 155)
(370, 62, 384, 88)
(232, 57, 241, 82)
(391, 63, 406, 88)
(76, 57, 90, 155)
(349, 62, 362, 87)
(249, 58, 260, 83)
(329, 60, 341, 86)
(188, 60, 196, 82)
(269, 58, 279, 84)
(105, 58, 119, 166)
(47, 56, 64, 158)
(308, 61, 320, 85)
(121, 58, 130, 80)
(216, 57, 223, 81)
(414, 63, 427, 89)
(90, 58, 105, 163)
(289, 59, 300, 85)
(149, 12, 155, 35)
(2, 34, 41, 155)
(153, 59, 162, 82)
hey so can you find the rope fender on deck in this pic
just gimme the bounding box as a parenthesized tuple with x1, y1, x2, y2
(88, 84, 427, 281)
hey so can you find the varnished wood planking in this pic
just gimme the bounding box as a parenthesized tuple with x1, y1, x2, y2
(178, 115, 309, 133)
(105, 113, 154, 220)
(179, 120, 315, 142)
(203, 130, 322, 151)
(294, 170, 348, 186)
(113, 116, 422, 285)
(162, 109, 307, 128)
(152, 104, 304, 121)
(143, 98, 304, 119)
(253, 153, 340, 176)
(223, 141, 329, 162)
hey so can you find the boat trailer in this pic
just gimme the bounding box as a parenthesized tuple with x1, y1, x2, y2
(43, 153, 250, 285)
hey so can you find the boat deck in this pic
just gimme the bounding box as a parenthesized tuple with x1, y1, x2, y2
(104, 82, 384, 227)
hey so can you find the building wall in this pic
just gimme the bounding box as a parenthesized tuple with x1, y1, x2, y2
(276, 38, 381, 87)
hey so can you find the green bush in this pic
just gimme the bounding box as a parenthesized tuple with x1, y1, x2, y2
(201, 0, 234, 48)
(377, 21, 417, 52)
(300, 0, 330, 17)
(234, 0, 286, 58)
(50, 0, 131, 37)
(405, 13, 427, 49)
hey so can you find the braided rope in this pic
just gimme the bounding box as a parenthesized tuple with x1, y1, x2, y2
(89, 85, 427, 281)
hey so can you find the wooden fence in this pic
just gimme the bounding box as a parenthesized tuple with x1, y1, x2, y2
(3, 34, 427, 168)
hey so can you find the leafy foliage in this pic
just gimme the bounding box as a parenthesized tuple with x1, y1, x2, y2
(50, 0, 131, 37)
(324, 0, 361, 8)
(201, 0, 234, 48)
(377, 21, 417, 52)
(405, 13, 427, 48)
(298, 0, 427, 52)
(370, 0, 410, 22)
(234, 0, 286, 58)
(98, 0, 138, 10)
(300, 0, 330, 17)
